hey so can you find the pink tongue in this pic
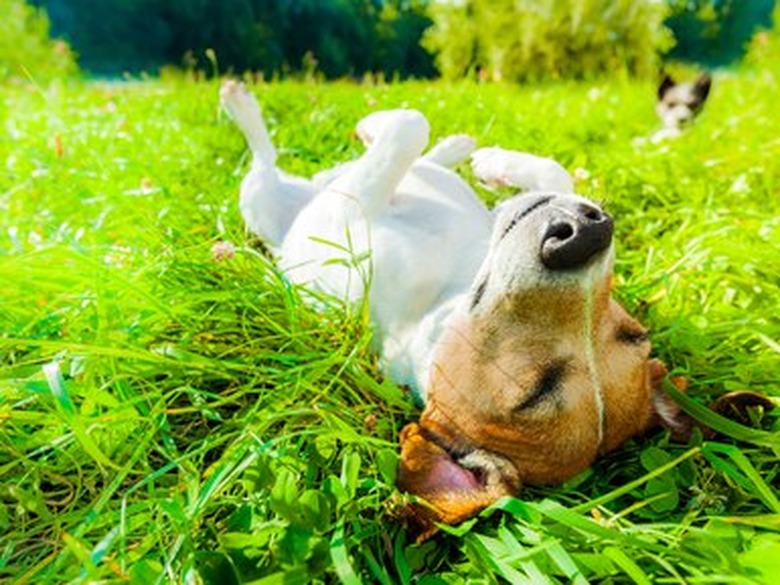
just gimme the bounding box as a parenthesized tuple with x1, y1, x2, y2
(420, 452, 481, 494)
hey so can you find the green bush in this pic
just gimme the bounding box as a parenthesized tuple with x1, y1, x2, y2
(665, 0, 775, 67)
(744, 2, 780, 72)
(0, 0, 76, 82)
(424, 0, 674, 81)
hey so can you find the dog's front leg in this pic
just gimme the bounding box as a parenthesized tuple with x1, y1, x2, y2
(327, 109, 430, 215)
(358, 111, 475, 170)
(471, 147, 574, 194)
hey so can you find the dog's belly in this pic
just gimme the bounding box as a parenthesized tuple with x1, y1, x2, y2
(369, 166, 491, 381)
(371, 164, 492, 327)
(280, 163, 492, 390)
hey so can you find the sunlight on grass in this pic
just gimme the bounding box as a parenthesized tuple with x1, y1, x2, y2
(1, 73, 778, 582)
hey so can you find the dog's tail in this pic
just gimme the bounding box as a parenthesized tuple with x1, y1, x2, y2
(220, 80, 277, 167)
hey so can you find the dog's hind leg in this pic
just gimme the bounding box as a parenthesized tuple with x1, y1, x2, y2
(471, 147, 574, 194)
(221, 80, 277, 165)
(327, 109, 430, 215)
(221, 81, 314, 247)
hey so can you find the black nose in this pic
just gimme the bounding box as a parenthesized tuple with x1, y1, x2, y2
(540, 204, 613, 270)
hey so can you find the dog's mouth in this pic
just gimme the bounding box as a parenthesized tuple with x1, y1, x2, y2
(398, 421, 520, 537)
(658, 102, 698, 129)
(422, 448, 486, 492)
(417, 427, 487, 489)
(401, 422, 519, 496)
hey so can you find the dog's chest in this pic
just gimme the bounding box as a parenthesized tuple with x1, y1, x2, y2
(279, 164, 494, 393)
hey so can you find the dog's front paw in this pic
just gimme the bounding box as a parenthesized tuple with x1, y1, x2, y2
(471, 147, 574, 193)
(356, 110, 395, 146)
(425, 134, 477, 167)
(470, 147, 519, 188)
(355, 110, 429, 151)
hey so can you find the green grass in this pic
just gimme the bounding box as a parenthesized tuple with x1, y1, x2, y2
(1, 69, 779, 584)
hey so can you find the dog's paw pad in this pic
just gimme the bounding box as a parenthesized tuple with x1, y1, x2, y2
(355, 110, 429, 150)
(219, 80, 259, 116)
(470, 147, 516, 187)
(429, 134, 477, 164)
(219, 79, 244, 102)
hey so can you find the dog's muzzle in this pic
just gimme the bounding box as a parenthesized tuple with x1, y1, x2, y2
(540, 203, 613, 271)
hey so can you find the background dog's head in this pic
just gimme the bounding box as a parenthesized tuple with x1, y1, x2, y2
(398, 193, 685, 535)
(656, 73, 712, 129)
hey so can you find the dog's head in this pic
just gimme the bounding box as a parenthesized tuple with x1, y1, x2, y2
(656, 73, 711, 129)
(398, 193, 683, 534)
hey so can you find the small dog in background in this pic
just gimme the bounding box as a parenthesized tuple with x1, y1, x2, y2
(650, 72, 712, 142)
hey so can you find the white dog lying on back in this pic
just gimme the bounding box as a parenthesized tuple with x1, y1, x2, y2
(221, 82, 689, 533)
(220, 81, 576, 396)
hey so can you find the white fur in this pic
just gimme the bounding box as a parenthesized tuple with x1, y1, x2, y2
(220, 81, 579, 396)
(646, 76, 710, 144)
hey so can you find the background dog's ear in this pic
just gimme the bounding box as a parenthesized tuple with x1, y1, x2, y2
(658, 74, 675, 99)
(693, 74, 712, 103)
(397, 423, 510, 540)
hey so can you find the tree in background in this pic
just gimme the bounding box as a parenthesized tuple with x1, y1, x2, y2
(30, 0, 434, 79)
(421, 0, 478, 79)
(425, 0, 674, 81)
(665, 0, 775, 67)
(375, 0, 436, 79)
(19, 0, 779, 81)
(1, 0, 76, 81)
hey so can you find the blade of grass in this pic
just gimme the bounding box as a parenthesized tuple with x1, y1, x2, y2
(42, 361, 119, 470)
(330, 520, 362, 585)
(701, 443, 780, 513)
(603, 546, 652, 585)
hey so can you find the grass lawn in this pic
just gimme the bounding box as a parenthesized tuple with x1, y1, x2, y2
(1, 69, 779, 583)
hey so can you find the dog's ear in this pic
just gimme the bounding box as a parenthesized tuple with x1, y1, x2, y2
(658, 74, 675, 99)
(648, 359, 775, 441)
(397, 423, 510, 540)
(648, 359, 695, 440)
(693, 74, 712, 103)
(709, 391, 775, 426)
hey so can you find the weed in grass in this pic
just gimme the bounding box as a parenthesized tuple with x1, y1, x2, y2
(1, 72, 779, 583)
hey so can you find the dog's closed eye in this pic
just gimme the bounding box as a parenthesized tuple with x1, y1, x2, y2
(515, 360, 568, 412)
(616, 326, 649, 345)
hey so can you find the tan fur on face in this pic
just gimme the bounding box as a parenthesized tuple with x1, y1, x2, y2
(423, 285, 624, 484)
(399, 268, 663, 532)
